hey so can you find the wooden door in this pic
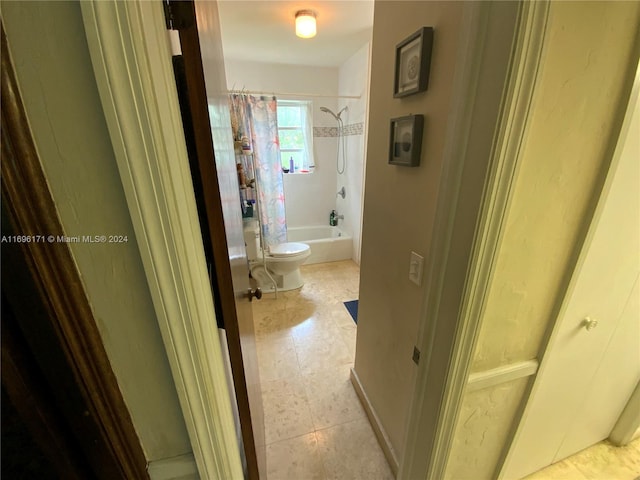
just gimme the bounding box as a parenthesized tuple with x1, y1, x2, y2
(503, 81, 640, 479)
(166, 1, 266, 477)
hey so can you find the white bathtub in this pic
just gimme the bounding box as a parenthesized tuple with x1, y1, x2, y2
(287, 226, 352, 265)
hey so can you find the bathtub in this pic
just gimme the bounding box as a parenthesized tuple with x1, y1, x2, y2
(287, 226, 352, 265)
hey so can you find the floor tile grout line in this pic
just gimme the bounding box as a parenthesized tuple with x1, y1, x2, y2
(265, 430, 328, 480)
(309, 410, 369, 435)
(264, 429, 317, 448)
(312, 416, 368, 435)
(301, 370, 365, 433)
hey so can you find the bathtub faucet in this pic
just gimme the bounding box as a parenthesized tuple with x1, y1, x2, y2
(330, 210, 344, 226)
(329, 210, 344, 227)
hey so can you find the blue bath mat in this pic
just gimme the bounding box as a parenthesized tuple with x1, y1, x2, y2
(344, 300, 358, 324)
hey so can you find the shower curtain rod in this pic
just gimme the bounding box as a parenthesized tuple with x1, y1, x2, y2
(227, 89, 360, 100)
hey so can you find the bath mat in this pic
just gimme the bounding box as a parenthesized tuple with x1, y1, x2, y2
(343, 300, 358, 324)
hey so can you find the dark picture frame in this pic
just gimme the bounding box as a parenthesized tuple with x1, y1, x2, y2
(389, 114, 424, 167)
(393, 27, 434, 98)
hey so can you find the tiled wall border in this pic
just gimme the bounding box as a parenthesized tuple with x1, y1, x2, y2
(313, 121, 364, 137)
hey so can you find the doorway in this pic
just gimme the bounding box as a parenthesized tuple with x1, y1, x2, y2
(218, 1, 373, 268)
(215, 3, 378, 475)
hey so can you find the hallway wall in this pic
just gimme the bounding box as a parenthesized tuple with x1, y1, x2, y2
(2, 0, 192, 462)
(445, 2, 640, 478)
(355, 0, 466, 458)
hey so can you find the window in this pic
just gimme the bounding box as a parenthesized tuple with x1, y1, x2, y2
(277, 100, 314, 173)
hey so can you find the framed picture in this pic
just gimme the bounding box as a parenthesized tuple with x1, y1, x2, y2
(394, 27, 434, 98)
(389, 114, 424, 167)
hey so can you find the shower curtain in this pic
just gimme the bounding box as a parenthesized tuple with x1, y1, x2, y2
(229, 94, 286, 248)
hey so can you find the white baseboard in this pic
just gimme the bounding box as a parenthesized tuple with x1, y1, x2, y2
(147, 453, 198, 480)
(350, 367, 399, 476)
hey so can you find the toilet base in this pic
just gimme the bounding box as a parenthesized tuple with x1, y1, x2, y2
(277, 268, 304, 291)
(250, 263, 304, 293)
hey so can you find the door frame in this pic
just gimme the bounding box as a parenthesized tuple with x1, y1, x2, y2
(399, 2, 550, 479)
(81, 2, 243, 478)
(171, 1, 265, 477)
(80, 1, 555, 479)
(402, 2, 640, 479)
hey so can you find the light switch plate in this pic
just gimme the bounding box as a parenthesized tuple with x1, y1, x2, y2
(409, 251, 424, 286)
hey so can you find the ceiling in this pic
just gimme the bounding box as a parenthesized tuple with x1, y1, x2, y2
(217, 1, 375, 68)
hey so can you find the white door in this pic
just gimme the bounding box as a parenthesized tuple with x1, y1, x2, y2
(502, 72, 640, 479)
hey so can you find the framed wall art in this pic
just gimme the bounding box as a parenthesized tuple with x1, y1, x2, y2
(393, 27, 434, 98)
(389, 114, 424, 167)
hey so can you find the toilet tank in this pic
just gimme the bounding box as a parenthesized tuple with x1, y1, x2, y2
(243, 220, 260, 260)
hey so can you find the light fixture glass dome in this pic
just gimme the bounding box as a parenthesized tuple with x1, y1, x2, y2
(295, 10, 317, 39)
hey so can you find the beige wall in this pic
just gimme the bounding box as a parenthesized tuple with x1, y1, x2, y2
(471, 1, 640, 374)
(2, 1, 192, 462)
(355, 0, 465, 456)
(448, 377, 530, 479)
(446, 2, 640, 478)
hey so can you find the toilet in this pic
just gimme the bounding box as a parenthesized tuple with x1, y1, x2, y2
(243, 219, 310, 292)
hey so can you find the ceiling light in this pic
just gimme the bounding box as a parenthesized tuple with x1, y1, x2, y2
(295, 10, 317, 39)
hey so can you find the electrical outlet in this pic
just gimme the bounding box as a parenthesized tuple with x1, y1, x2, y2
(409, 251, 424, 286)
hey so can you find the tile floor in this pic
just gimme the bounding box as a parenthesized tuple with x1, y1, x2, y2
(252, 260, 640, 480)
(523, 437, 640, 480)
(251, 260, 394, 480)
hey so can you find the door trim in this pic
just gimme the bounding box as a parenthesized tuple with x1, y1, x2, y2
(399, 2, 550, 479)
(172, 1, 263, 476)
(81, 2, 243, 478)
(1, 23, 148, 479)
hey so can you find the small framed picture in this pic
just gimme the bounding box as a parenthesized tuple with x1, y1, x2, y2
(389, 114, 424, 167)
(394, 27, 434, 98)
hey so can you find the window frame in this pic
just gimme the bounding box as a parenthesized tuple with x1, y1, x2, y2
(277, 100, 314, 174)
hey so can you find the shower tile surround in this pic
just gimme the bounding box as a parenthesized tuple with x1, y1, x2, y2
(252, 260, 394, 480)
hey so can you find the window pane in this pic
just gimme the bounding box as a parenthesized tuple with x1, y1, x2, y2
(276, 100, 313, 174)
(279, 129, 304, 150)
(277, 106, 301, 127)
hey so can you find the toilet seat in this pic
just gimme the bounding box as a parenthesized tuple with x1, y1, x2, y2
(268, 242, 310, 258)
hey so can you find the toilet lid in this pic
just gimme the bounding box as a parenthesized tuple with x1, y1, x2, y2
(269, 242, 310, 258)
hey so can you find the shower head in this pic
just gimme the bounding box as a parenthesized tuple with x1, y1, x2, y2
(320, 106, 348, 121)
(320, 106, 339, 120)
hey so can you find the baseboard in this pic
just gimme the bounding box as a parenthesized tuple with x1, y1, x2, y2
(350, 367, 399, 476)
(147, 453, 198, 480)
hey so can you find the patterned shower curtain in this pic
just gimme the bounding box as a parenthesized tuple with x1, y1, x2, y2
(229, 94, 286, 248)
